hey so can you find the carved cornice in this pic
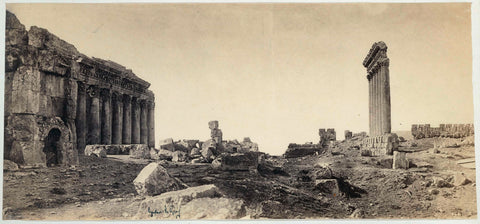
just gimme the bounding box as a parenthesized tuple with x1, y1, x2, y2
(363, 41, 388, 67)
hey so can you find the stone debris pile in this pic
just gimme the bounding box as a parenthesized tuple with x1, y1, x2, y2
(151, 121, 262, 164)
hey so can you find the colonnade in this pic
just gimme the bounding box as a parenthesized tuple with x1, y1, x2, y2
(75, 83, 155, 153)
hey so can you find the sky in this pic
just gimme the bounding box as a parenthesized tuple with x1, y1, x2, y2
(5, 3, 474, 155)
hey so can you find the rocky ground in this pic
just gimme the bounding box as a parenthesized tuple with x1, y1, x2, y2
(3, 136, 477, 220)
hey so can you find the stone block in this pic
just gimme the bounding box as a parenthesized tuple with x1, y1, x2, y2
(392, 151, 409, 169)
(129, 144, 151, 159)
(159, 138, 175, 151)
(133, 163, 185, 196)
(315, 179, 340, 197)
(180, 197, 246, 219)
(84, 145, 107, 158)
(135, 184, 222, 219)
(208, 120, 219, 130)
(211, 152, 260, 171)
(172, 151, 187, 162)
(3, 160, 19, 171)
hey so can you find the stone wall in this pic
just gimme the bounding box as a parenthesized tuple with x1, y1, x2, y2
(4, 11, 155, 167)
(411, 124, 474, 139)
(319, 128, 336, 145)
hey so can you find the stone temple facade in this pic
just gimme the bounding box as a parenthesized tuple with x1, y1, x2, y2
(361, 41, 398, 156)
(4, 11, 155, 167)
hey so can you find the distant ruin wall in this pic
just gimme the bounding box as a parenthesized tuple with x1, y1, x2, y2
(319, 128, 336, 144)
(411, 124, 474, 139)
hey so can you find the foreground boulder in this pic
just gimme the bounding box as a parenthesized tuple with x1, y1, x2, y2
(133, 163, 185, 196)
(129, 144, 151, 159)
(392, 151, 409, 169)
(84, 145, 107, 158)
(315, 179, 340, 197)
(172, 151, 187, 162)
(3, 160, 19, 171)
(135, 184, 222, 219)
(180, 197, 246, 219)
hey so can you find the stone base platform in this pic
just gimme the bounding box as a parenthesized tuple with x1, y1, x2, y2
(85, 144, 151, 159)
(361, 133, 399, 156)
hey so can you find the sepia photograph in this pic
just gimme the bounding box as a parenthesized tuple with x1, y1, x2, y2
(2, 2, 478, 221)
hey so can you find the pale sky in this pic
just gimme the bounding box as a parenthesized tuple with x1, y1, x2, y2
(5, 3, 473, 155)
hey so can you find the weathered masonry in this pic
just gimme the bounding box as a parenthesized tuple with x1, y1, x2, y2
(361, 41, 398, 155)
(4, 11, 155, 167)
(412, 124, 474, 139)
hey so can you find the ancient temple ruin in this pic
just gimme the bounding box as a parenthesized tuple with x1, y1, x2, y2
(4, 11, 155, 167)
(361, 41, 398, 155)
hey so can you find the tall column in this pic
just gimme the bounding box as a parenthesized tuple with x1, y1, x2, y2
(147, 101, 155, 148)
(380, 59, 391, 134)
(373, 73, 378, 136)
(76, 82, 87, 153)
(112, 92, 123, 144)
(131, 97, 141, 144)
(140, 100, 148, 144)
(122, 95, 132, 144)
(367, 74, 373, 136)
(87, 86, 100, 144)
(101, 89, 112, 145)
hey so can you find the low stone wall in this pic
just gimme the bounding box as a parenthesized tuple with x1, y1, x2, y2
(361, 133, 399, 156)
(411, 124, 474, 139)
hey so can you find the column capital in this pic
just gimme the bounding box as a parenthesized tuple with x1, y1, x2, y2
(140, 100, 148, 108)
(87, 85, 99, 98)
(100, 88, 111, 100)
(123, 94, 131, 103)
(77, 82, 86, 92)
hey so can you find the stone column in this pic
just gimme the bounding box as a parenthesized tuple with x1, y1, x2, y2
(368, 75, 373, 136)
(87, 86, 101, 144)
(373, 73, 378, 136)
(131, 97, 141, 144)
(112, 92, 123, 144)
(147, 101, 155, 148)
(76, 82, 87, 153)
(100, 89, 112, 145)
(380, 59, 391, 134)
(122, 95, 132, 144)
(140, 100, 148, 144)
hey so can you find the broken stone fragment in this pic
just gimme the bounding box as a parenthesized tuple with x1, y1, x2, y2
(392, 151, 409, 169)
(211, 152, 261, 171)
(159, 138, 175, 151)
(133, 163, 185, 196)
(172, 151, 188, 162)
(208, 120, 219, 130)
(453, 173, 472, 186)
(3, 160, 19, 171)
(84, 145, 107, 158)
(315, 179, 340, 197)
(129, 144, 151, 159)
(190, 148, 201, 156)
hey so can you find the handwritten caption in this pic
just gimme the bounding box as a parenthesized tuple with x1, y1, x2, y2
(147, 204, 181, 219)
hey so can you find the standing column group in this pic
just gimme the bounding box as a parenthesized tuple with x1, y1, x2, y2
(76, 84, 156, 152)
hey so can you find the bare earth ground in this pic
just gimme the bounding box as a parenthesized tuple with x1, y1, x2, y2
(3, 137, 476, 220)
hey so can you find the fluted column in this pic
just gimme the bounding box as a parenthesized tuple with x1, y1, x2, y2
(122, 95, 132, 144)
(112, 92, 123, 144)
(373, 73, 378, 136)
(367, 74, 373, 136)
(76, 82, 87, 153)
(140, 100, 148, 144)
(100, 89, 112, 145)
(131, 98, 141, 144)
(147, 101, 155, 148)
(87, 86, 100, 144)
(380, 59, 391, 134)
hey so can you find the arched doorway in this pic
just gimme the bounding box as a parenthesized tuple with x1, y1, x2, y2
(43, 128, 62, 167)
